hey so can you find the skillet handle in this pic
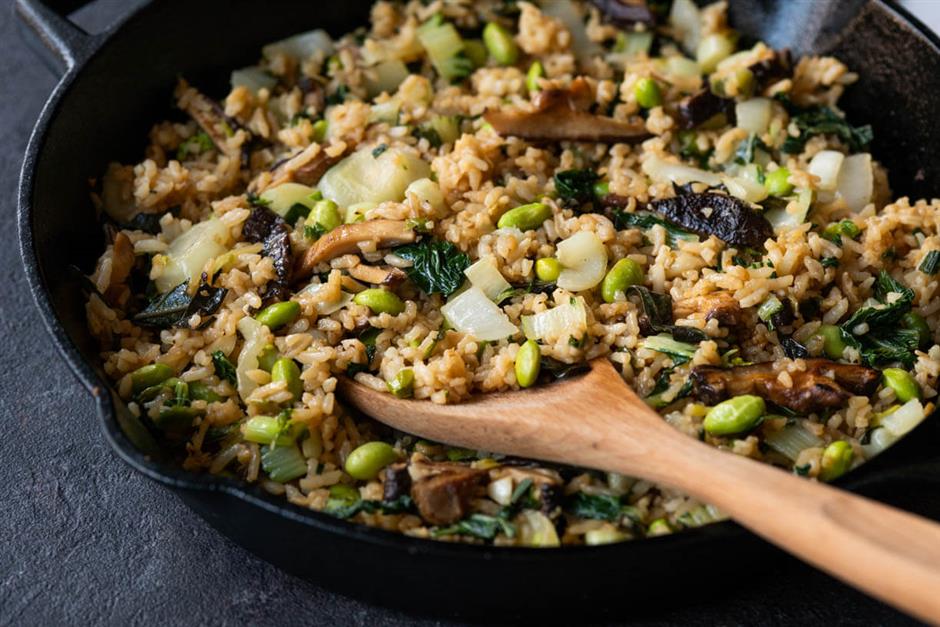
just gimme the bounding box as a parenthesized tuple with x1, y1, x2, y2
(14, 0, 98, 75)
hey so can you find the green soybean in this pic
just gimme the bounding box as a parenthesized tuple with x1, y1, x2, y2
(131, 363, 174, 394)
(535, 257, 561, 282)
(483, 22, 518, 66)
(902, 312, 931, 349)
(634, 77, 662, 109)
(354, 288, 405, 315)
(515, 340, 541, 388)
(329, 483, 360, 503)
(647, 518, 672, 536)
(257, 344, 279, 372)
(882, 367, 921, 402)
(344, 441, 399, 480)
(815, 324, 847, 360)
(387, 368, 415, 398)
(764, 167, 793, 197)
(703, 395, 765, 436)
(601, 258, 643, 303)
(497, 202, 551, 230)
(593, 180, 610, 198)
(310, 199, 342, 232)
(819, 440, 854, 481)
(312, 119, 328, 143)
(271, 358, 303, 401)
(526, 60, 544, 92)
(255, 301, 300, 330)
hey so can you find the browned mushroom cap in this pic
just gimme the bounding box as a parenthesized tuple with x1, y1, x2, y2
(253, 142, 347, 194)
(674, 291, 742, 327)
(589, 0, 656, 26)
(691, 359, 881, 414)
(295, 220, 416, 280)
(102, 231, 135, 308)
(407, 455, 487, 525)
(489, 465, 562, 486)
(175, 79, 242, 159)
(347, 264, 408, 287)
(484, 77, 649, 143)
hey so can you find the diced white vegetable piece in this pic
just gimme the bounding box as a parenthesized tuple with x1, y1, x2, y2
(735, 98, 773, 135)
(721, 174, 767, 204)
(642, 155, 722, 187)
(236, 316, 271, 403)
(156, 219, 230, 292)
(861, 426, 897, 459)
(405, 178, 445, 213)
(881, 399, 926, 438)
(808, 150, 845, 192)
(764, 421, 824, 461)
(230, 66, 278, 92)
(260, 182, 320, 217)
(441, 287, 518, 341)
(370, 99, 401, 125)
(665, 56, 701, 77)
(365, 59, 409, 97)
(487, 476, 514, 506)
(836, 153, 873, 213)
(263, 29, 334, 61)
(319, 147, 431, 208)
(464, 256, 511, 301)
(556, 231, 608, 292)
(521, 298, 587, 342)
(696, 33, 735, 73)
(517, 510, 561, 547)
(541, 0, 600, 62)
(669, 0, 702, 53)
(585, 527, 630, 545)
(297, 282, 355, 316)
(344, 202, 377, 224)
(765, 188, 813, 233)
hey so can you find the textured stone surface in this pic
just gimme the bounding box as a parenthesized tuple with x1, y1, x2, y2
(0, 1, 929, 625)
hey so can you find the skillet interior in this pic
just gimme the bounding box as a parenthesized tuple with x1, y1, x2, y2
(18, 0, 940, 615)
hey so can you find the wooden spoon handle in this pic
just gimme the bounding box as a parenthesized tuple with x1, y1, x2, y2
(592, 409, 940, 624)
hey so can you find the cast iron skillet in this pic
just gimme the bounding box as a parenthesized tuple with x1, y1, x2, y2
(16, 0, 940, 617)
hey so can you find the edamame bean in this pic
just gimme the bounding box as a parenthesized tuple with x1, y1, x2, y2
(535, 257, 561, 282)
(311, 119, 328, 143)
(255, 301, 300, 330)
(497, 202, 551, 230)
(593, 180, 610, 198)
(882, 367, 921, 402)
(515, 340, 541, 388)
(344, 441, 399, 480)
(764, 167, 793, 197)
(634, 77, 662, 109)
(310, 199, 341, 232)
(483, 22, 518, 66)
(819, 440, 854, 481)
(703, 395, 765, 435)
(902, 312, 931, 349)
(354, 288, 405, 315)
(131, 363, 174, 394)
(257, 344, 279, 372)
(387, 368, 415, 398)
(526, 60, 544, 92)
(815, 324, 847, 360)
(647, 518, 672, 536)
(601, 258, 643, 303)
(329, 483, 360, 503)
(271, 358, 303, 401)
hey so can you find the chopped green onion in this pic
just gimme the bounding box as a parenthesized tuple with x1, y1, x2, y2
(919, 250, 940, 275)
(757, 296, 783, 322)
(261, 444, 307, 482)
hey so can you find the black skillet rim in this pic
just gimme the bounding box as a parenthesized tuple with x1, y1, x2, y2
(16, 0, 940, 563)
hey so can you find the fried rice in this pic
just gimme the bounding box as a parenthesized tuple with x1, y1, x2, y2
(85, 0, 940, 546)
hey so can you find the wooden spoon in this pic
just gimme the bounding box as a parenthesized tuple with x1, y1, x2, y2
(340, 358, 940, 623)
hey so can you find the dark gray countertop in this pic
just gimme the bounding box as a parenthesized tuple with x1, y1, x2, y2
(0, 1, 931, 625)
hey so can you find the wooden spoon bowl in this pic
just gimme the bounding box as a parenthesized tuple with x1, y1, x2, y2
(341, 358, 940, 624)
